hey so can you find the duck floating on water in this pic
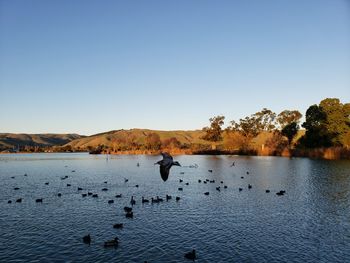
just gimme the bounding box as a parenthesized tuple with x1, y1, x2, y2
(113, 223, 123, 229)
(184, 249, 196, 260)
(83, 234, 91, 244)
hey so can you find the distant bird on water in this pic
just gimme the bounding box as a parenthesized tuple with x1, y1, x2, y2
(155, 152, 181, 182)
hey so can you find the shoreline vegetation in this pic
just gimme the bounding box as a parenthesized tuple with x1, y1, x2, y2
(2, 147, 350, 160)
(1, 98, 349, 160)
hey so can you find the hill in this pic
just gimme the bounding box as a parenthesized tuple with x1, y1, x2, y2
(0, 133, 83, 152)
(66, 129, 208, 150)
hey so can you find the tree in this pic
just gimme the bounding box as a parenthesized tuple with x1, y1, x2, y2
(253, 108, 277, 131)
(281, 122, 299, 146)
(300, 98, 350, 148)
(277, 110, 302, 129)
(301, 104, 331, 148)
(228, 108, 276, 138)
(202, 115, 225, 149)
(319, 98, 350, 146)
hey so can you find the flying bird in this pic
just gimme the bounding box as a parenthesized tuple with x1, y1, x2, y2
(155, 152, 181, 181)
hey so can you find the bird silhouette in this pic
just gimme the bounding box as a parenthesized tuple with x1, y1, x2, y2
(155, 152, 181, 182)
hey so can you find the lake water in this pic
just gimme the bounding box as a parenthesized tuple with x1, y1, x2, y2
(0, 153, 349, 263)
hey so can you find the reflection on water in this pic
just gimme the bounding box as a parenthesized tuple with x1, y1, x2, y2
(0, 153, 349, 262)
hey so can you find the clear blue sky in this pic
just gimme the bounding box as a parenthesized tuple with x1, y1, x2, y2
(1, 0, 349, 135)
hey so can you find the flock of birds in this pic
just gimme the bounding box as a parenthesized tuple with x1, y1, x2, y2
(6, 152, 286, 261)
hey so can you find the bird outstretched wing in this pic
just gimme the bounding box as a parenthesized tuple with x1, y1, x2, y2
(159, 165, 170, 181)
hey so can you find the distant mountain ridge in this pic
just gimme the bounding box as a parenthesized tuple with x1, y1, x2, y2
(0, 133, 83, 151)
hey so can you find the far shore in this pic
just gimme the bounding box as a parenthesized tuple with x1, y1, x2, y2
(2, 147, 350, 160)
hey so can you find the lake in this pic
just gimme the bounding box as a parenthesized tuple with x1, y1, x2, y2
(0, 153, 349, 262)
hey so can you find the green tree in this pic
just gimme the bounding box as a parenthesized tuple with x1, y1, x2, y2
(301, 104, 331, 147)
(202, 115, 225, 149)
(228, 108, 276, 138)
(253, 108, 277, 131)
(300, 98, 350, 148)
(281, 122, 299, 146)
(277, 110, 302, 129)
(319, 98, 350, 146)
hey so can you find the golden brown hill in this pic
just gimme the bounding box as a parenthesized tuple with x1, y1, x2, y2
(0, 133, 83, 152)
(66, 129, 209, 150)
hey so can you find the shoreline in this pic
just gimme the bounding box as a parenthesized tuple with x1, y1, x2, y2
(2, 147, 350, 160)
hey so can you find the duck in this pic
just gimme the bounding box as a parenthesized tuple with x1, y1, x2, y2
(135, 184, 139, 188)
(156, 196, 163, 202)
(248, 184, 252, 189)
(45, 182, 49, 185)
(35, 198, 43, 203)
(102, 188, 108, 191)
(216, 187, 221, 192)
(224, 185, 228, 189)
(178, 187, 183, 191)
(16, 198, 22, 203)
(204, 192, 210, 195)
(78, 187, 83, 191)
(88, 192, 93, 196)
(239, 188, 243, 191)
(108, 200, 114, 204)
(92, 194, 98, 198)
(115, 194, 122, 198)
(113, 223, 123, 229)
(166, 195, 172, 201)
(82, 194, 87, 197)
(198, 180, 202, 183)
(125, 212, 133, 218)
(124, 206, 132, 213)
(241, 176, 244, 179)
(176, 196, 181, 201)
(276, 190, 286, 196)
(58, 193, 62, 197)
(184, 249, 196, 260)
(185, 183, 189, 186)
(266, 190, 270, 193)
(179, 179, 183, 183)
(14, 187, 20, 190)
(67, 184, 71, 187)
(8, 200, 12, 204)
(142, 197, 149, 203)
(104, 237, 119, 247)
(130, 196, 136, 205)
(151, 197, 159, 204)
(83, 234, 91, 244)
(220, 181, 224, 184)
(208, 170, 213, 173)
(124, 178, 129, 183)
(180, 172, 185, 175)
